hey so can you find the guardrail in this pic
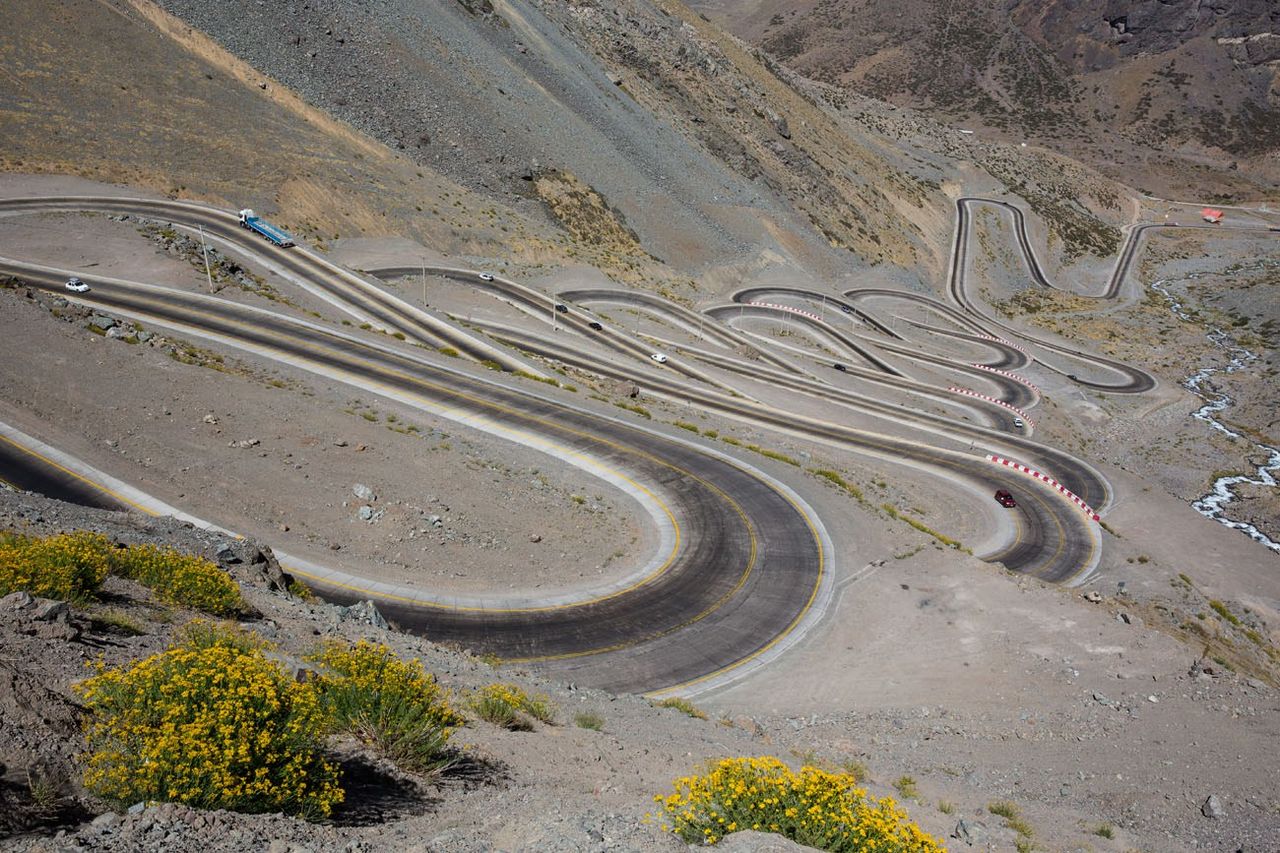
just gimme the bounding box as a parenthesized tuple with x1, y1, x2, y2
(988, 455, 1100, 521)
(948, 388, 1035, 427)
(972, 363, 1039, 392)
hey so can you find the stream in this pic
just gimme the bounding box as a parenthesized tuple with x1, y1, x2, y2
(1151, 270, 1280, 554)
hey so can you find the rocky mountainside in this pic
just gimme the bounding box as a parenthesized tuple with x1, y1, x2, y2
(1, 0, 1149, 296)
(691, 0, 1280, 200)
(146, 0, 969, 280)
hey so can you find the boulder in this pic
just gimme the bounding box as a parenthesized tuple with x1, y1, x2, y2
(0, 591, 35, 613)
(31, 599, 69, 622)
(952, 818, 988, 846)
(214, 542, 241, 564)
(770, 112, 791, 139)
(1202, 794, 1226, 819)
(337, 600, 390, 630)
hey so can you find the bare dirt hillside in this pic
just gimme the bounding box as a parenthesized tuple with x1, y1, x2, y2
(0, 0, 1014, 295)
(145, 0, 959, 277)
(1, 0, 1152, 297)
(690, 0, 1280, 201)
(0, 0, 558, 264)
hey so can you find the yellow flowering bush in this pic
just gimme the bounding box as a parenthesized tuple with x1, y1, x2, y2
(310, 640, 463, 774)
(75, 627, 342, 820)
(654, 756, 944, 851)
(468, 682, 556, 730)
(108, 542, 242, 615)
(0, 531, 240, 615)
(0, 531, 114, 601)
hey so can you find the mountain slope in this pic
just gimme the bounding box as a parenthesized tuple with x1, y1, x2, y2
(144, 0, 974, 277)
(691, 0, 1280, 200)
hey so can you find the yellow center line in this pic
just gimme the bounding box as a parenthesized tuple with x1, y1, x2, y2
(0, 433, 157, 516)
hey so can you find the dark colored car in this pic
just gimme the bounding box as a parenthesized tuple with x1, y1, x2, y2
(994, 489, 1017, 508)
(555, 304, 569, 313)
(587, 321, 603, 331)
(832, 363, 847, 372)
(839, 304, 853, 315)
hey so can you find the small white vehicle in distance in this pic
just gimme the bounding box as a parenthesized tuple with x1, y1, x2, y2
(649, 352, 668, 364)
(477, 272, 495, 282)
(1012, 417, 1025, 429)
(65, 277, 90, 293)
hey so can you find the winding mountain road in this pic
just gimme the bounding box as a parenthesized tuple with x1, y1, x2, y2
(0, 189, 1197, 692)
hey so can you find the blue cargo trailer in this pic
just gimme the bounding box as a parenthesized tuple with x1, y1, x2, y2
(237, 208, 295, 247)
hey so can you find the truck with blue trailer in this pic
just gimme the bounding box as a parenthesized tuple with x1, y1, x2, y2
(237, 209, 295, 247)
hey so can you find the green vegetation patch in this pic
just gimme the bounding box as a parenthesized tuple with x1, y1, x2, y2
(310, 640, 463, 774)
(880, 505, 966, 551)
(808, 468, 866, 503)
(653, 697, 708, 720)
(573, 711, 605, 731)
(1209, 600, 1241, 626)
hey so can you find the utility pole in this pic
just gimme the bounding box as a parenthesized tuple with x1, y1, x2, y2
(198, 225, 214, 292)
(820, 294, 826, 322)
(421, 260, 427, 306)
(697, 312, 704, 341)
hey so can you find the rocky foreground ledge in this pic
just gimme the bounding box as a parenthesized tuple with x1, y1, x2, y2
(0, 490, 959, 852)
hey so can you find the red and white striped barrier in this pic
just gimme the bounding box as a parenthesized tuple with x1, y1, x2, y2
(972, 363, 1039, 393)
(747, 301, 826, 323)
(948, 387, 1034, 427)
(976, 334, 1027, 354)
(987, 454, 1100, 521)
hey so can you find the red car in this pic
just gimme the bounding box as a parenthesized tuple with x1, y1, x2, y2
(994, 489, 1017, 508)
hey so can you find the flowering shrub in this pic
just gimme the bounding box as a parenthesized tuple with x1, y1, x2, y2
(654, 756, 944, 851)
(468, 682, 555, 730)
(0, 531, 240, 615)
(0, 531, 114, 601)
(108, 542, 242, 615)
(75, 626, 342, 819)
(310, 640, 463, 773)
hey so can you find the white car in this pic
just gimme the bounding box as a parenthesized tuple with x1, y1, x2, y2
(65, 278, 90, 293)
(650, 352, 668, 364)
(1012, 417, 1025, 429)
(478, 272, 495, 282)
